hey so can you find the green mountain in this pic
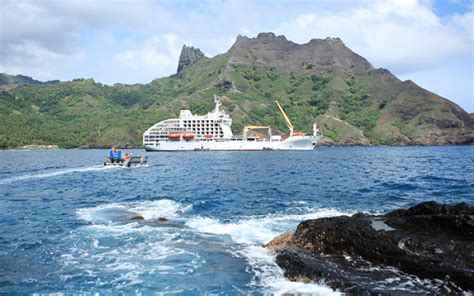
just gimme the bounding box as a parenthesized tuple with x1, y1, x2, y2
(0, 73, 60, 85)
(1, 33, 473, 149)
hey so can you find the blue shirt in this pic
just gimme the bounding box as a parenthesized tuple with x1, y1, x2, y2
(109, 150, 122, 159)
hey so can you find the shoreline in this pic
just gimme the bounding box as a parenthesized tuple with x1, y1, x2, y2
(1, 144, 473, 151)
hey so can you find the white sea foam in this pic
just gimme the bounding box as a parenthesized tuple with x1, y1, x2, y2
(68, 199, 203, 286)
(241, 244, 340, 295)
(74, 199, 347, 294)
(186, 207, 348, 294)
(61, 227, 203, 286)
(130, 199, 191, 220)
(0, 165, 118, 185)
(186, 207, 348, 244)
(76, 199, 191, 225)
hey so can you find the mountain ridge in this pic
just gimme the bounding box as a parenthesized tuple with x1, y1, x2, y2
(0, 32, 472, 148)
(227, 33, 374, 76)
(0, 73, 60, 85)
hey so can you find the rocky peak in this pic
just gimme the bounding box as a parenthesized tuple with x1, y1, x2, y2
(256, 32, 288, 42)
(233, 32, 292, 48)
(229, 32, 373, 75)
(177, 45, 205, 74)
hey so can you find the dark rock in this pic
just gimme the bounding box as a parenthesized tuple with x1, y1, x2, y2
(385, 201, 474, 238)
(128, 215, 182, 228)
(130, 215, 145, 221)
(144, 218, 184, 229)
(177, 45, 205, 74)
(276, 249, 464, 295)
(131, 216, 168, 222)
(215, 80, 233, 90)
(269, 201, 474, 293)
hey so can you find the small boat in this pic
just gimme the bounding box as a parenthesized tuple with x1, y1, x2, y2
(104, 154, 148, 167)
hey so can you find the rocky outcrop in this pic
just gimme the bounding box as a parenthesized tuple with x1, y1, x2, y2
(377, 80, 474, 145)
(229, 32, 373, 75)
(130, 215, 145, 221)
(316, 114, 370, 146)
(214, 80, 233, 90)
(313, 136, 335, 147)
(267, 201, 474, 294)
(264, 231, 293, 250)
(177, 45, 205, 74)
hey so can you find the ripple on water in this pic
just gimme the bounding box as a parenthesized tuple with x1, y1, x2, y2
(0, 147, 472, 294)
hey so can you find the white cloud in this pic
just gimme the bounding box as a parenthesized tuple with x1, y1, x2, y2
(399, 62, 474, 112)
(271, 0, 473, 111)
(114, 33, 183, 80)
(0, 0, 472, 111)
(275, 0, 472, 74)
(0, 0, 171, 80)
(0, 40, 85, 81)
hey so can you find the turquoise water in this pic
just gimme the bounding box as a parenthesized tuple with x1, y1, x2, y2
(0, 147, 473, 294)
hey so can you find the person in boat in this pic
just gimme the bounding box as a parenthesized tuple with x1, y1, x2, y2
(109, 147, 123, 163)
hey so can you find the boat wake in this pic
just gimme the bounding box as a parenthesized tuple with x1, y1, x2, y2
(0, 165, 118, 185)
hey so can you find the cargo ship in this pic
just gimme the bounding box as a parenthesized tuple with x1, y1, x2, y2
(143, 96, 320, 151)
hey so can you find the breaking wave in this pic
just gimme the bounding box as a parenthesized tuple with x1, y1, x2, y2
(186, 208, 348, 294)
(73, 199, 346, 294)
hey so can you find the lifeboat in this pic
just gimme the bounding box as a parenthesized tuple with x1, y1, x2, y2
(168, 133, 181, 139)
(182, 133, 195, 139)
(203, 134, 213, 139)
(292, 132, 304, 137)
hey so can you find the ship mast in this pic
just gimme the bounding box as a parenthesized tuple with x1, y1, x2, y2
(275, 101, 294, 135)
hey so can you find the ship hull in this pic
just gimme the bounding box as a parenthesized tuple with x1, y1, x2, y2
(144, 136, 320, 152)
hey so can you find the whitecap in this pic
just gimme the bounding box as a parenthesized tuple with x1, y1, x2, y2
(186, 207, 348, 244)
(76, 199, 191, 226)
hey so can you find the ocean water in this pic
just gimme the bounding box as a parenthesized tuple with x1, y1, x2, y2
(0, 147, 472, 294)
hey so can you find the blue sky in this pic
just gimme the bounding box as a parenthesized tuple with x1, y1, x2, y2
(0, 0, 472, 112)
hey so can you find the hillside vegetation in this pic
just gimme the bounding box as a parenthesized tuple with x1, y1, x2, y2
(1, 33, 473, 149)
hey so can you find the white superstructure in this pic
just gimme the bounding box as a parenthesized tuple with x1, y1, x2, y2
(143, 96, 320, 151)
